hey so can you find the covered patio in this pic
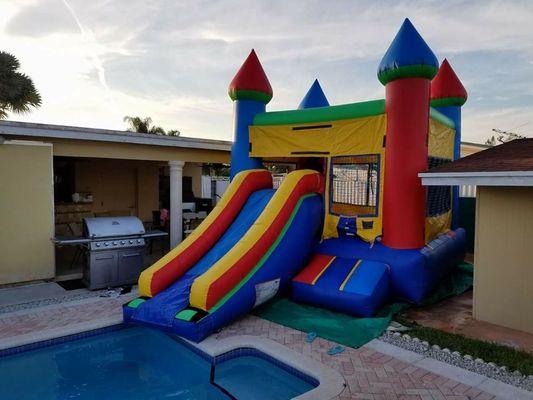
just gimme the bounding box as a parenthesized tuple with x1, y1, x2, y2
(0, 120, 230, 285)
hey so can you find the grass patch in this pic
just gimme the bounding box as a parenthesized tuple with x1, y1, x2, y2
(401, 323, 533, 376)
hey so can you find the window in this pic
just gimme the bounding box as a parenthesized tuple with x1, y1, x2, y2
(330, 155, 379, 216)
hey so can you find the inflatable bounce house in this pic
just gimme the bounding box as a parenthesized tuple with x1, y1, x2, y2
(124, 19, 467, 342)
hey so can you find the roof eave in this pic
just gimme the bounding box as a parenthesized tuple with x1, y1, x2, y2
(0, 121, 231, 152)
(419, 171, 533, 187)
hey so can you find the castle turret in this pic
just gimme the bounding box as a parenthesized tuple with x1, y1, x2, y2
(228, 49, 272, 179)
(431, 59, 467, 229)
(298, 79, 330, 109)
(378, 19, 439, 249)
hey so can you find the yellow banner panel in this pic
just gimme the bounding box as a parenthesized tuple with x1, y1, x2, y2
(250, 114, 386, 158)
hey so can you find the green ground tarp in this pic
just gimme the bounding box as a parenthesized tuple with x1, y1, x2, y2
(253, 263, 473, 348)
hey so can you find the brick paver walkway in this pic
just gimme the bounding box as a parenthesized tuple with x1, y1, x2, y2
(217, 315, 497, 400)
(0, 297, 501, 399)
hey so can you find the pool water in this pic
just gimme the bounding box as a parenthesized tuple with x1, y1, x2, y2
(0, 327, 314, 400)
(216, 356, 315, 399)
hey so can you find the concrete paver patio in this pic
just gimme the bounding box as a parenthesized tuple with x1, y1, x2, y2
(404, 290, 533, 353)
(0, 290, 531, 399)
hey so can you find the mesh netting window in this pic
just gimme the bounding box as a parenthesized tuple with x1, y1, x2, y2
(427, 156, 452, 216)
(330, 154, 379, 216)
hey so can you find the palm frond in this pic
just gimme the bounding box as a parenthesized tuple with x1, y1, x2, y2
(149, 126, 166, 135)
(123, 115, 181, 136)
(0, 52, 20, 75)
(0, 52, 40, 119)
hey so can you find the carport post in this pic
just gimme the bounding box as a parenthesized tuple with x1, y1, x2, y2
(169, 160, 185, 248)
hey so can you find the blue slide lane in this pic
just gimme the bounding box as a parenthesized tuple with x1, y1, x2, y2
(132, 189, 275, 327)
(173, 194, 324, 341)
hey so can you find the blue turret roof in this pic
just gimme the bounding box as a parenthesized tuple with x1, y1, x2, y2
(298, 79, 330, 109)
(377, 18, 438, 85)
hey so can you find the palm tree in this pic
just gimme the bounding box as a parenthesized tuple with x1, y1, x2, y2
(123, 115, 180, 136)
(123, 116, 152, 133)
(0, 52, 41, 119)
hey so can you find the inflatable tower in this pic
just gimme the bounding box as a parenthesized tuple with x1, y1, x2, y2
(377, 18, 439, 249)
(298, 79, 330, 109)
(228, 50, 272, 178)
(430, 59, 468, 229)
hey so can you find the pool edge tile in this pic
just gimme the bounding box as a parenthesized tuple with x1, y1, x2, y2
(0, 316, 124, 354)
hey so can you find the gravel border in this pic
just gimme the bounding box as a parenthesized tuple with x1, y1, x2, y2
(380, 330, 533, 392)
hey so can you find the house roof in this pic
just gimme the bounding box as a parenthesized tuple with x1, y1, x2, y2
(428, 139, 533, 173)
(0, 120, 231, 152)
(461, 141, 490, 149)
(420, 138, 533, 187)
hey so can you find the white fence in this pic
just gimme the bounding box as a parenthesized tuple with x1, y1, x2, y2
(201, 175, 230, 204)
(459, 185, 476, 198)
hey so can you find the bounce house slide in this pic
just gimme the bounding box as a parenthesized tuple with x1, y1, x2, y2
(124, 169, 324, 342)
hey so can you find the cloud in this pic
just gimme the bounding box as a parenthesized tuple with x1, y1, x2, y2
(1, 0, 532, 142)
(463, 106, 533, 142)
(5, 0, 78, 37)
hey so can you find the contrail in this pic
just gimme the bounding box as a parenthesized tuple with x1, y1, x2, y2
(61, 0, 120, 116)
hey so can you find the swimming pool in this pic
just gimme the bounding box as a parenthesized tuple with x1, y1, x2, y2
(0, 326, 316, 399)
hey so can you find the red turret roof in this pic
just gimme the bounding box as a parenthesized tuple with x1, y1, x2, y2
(430, 59, 467, 107)
(228, 50, 273, 103)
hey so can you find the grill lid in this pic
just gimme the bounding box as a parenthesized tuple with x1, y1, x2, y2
(83, 216, 145, 239)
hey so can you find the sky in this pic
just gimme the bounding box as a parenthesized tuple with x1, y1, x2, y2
(1, 0, 532, 143)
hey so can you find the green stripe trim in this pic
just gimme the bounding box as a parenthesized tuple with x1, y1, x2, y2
(229, 89, 272, 103)
(209, 193, 317, 313)
(253, 97, 453, 130)
(430, 107, 455, 129)
(175, 309, 198, 321)
(378, 64, 438, 85)
(430, 97, 466, 107)
(127, 298, 146, 309)
(253, 99, 385, 126)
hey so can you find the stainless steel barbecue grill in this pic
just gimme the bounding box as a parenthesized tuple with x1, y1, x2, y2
(54, 216, 167, 290)
(83, 216, 145, 290)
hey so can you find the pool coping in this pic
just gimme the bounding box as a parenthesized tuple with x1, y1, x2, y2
(0, 314, 124, 351)
(193, 334, 346, 400)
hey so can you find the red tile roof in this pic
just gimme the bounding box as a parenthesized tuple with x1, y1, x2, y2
(428, 138, 533, 173)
